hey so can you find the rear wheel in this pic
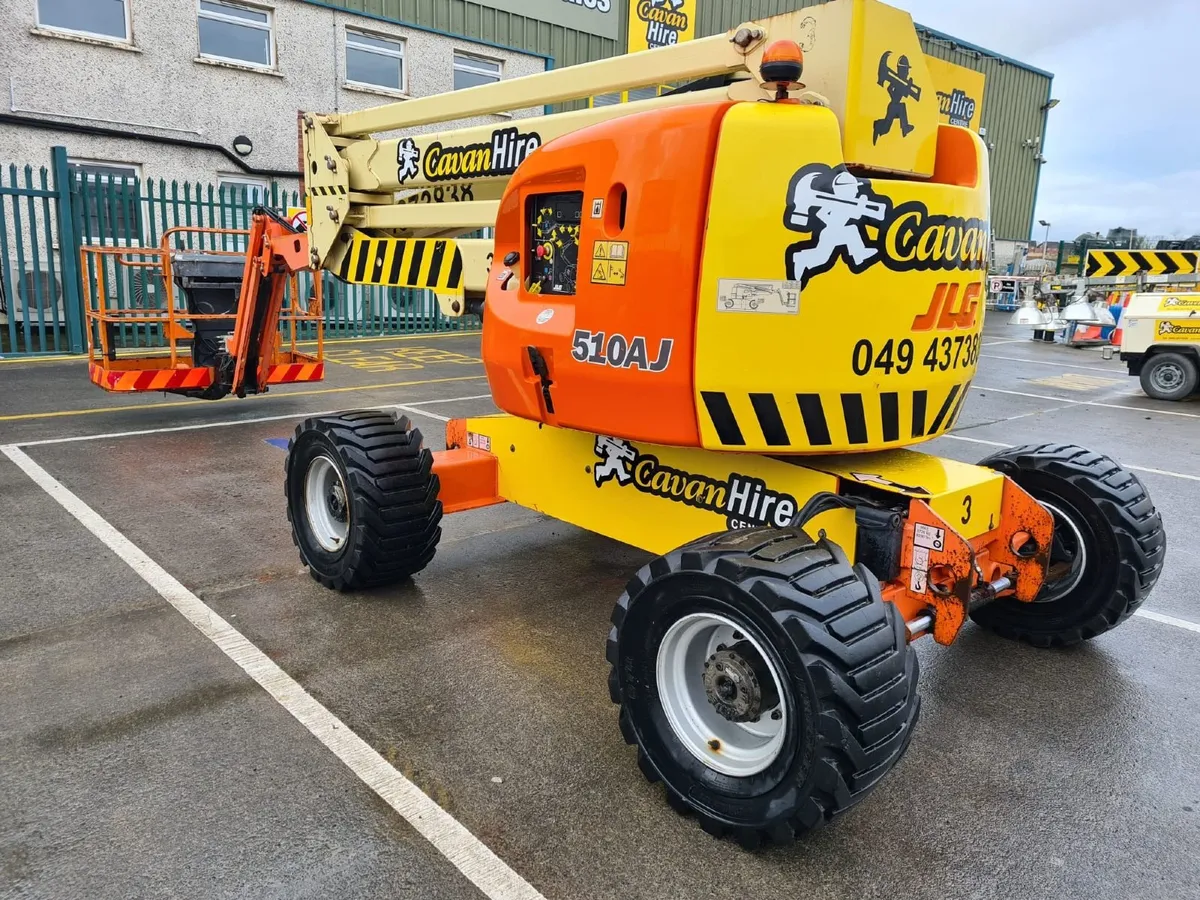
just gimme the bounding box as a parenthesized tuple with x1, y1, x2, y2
(607, 527, 920, 848)
(1139, 351, 1197, 401)
(972, 444, 1165, 646)
(286, 412, 442, 591)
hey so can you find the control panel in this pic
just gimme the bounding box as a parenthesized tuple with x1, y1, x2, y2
(527, 192, 582, 295)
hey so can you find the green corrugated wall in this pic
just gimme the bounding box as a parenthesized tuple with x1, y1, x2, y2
(305, 0, 1051, 240)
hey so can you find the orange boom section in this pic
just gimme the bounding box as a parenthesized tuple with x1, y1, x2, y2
(481, 102, 734, 447)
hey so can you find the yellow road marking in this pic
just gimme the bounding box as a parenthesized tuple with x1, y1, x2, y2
(0, 374, 487, 423)
(0, 330, 483, 365)
(1027, 373, 1124, 391)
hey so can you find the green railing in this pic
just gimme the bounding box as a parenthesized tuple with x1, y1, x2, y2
(0, 149, 83, 356)
(1, 145, 481, 357)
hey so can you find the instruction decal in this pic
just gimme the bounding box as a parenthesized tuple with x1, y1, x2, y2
(717, 279, 799, 314)
(591, 240, 629, 286)
(466, 432, 492, 452)
(591, 198, 604, 218)
(572, 329, 671, 371)
(913, 523, 945, 552)
(593, 435, 799, 530)
(909, 544, 930, 593)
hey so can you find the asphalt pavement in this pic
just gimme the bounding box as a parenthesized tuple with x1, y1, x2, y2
(1, 325, 1198, 900)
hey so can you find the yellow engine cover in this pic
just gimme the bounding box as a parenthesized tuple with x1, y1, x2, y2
(694, 101, 990, 453)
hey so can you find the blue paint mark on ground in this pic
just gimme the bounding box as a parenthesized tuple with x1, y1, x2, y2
(264, 438, 290, 451)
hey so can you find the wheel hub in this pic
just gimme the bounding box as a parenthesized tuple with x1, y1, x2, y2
(703, 644, 776, 723)
(1152, 363, 1184, 391)
(327, 483, 347, 521)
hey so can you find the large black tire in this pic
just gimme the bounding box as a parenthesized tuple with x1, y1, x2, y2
(607, 527, 920, 849)
(285, 411, 442, 591)
(1139, 352, 1198, 401)
(973, 444, 1165, 646)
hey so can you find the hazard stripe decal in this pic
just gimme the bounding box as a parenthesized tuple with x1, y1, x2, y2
(841, 394, 869, 445)
(1086, 249, 1200, 277)
(335, 237, 464, 293)
(928, 384, 961, 434)
(911, 390, 928, 438)
(308, 185, 348, 196)
(89, 364, 215, 393)
(880, 392, 900, 443)
(701, 392, 745, 446)
(796, 394, 832, 447)
(749, 393, 789, 447)
(700, 382, 971, 450)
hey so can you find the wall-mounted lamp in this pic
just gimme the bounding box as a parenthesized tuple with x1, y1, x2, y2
(232, 135, 254, 157)
(1040, 98, 1060, 111)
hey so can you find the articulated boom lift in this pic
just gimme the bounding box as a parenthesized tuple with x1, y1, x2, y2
(279, 0, 1164, 847)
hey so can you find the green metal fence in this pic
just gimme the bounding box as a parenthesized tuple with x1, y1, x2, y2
(0, 149, 82, 356)
(0, 145, 480, 357)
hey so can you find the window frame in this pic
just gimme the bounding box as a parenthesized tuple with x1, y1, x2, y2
(452, 51, 502, 91)
(67, 158, 143, 247)
(197, 0, 276, 70)
(345, 27, 407, 94)
(35, 0, 132, 44)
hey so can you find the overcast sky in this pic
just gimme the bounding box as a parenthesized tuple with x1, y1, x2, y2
(901, 0, 1197, 241)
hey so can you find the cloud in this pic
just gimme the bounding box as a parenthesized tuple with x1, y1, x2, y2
(901, 0, 1198, 240)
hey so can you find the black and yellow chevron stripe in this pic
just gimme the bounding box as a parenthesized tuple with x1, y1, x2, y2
(699, 381, 972, 451)
(1086, 250, 1200, 277)
(309, 185, 348, 197)
(337, 236, 464, 292)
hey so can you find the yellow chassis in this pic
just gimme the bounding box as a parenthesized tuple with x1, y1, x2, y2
(436, 414, 1053, 646)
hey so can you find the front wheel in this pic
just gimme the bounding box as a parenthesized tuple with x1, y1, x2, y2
(607, 527, 920, 848)
(972, 444, 1165, 646)
(285, 412, 442, 591)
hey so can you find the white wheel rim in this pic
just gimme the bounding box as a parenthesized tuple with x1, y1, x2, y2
(304, 455, 349, 552)
(1038, 500, 1087, 602)
(655, 612, 787, 778)
(1151, 362, 1184, 392)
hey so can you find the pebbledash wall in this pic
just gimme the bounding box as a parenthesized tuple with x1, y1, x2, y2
(0, 0, 546, 192)
(311, 0, 1054, 243)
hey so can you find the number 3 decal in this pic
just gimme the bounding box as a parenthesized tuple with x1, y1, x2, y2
(961, 494, 972, 525)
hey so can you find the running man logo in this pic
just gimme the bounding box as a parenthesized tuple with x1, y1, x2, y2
(1156, 320, 1200, 340)
(874, 51, 922, 144)
(592, 436, 799, 529)
(783, 163, 989, 289)
(628, 0, 694, 52)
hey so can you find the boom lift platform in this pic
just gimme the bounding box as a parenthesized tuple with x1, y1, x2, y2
(278, 0, 1164, 847)
(83, 211, 324, 400)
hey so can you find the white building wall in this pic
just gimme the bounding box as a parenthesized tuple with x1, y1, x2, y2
(0, 0, 546, 189)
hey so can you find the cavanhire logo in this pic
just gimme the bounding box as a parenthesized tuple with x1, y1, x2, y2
(593, 436, 799, 529)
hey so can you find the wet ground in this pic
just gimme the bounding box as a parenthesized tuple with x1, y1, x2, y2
(2, 325, 1198, 900)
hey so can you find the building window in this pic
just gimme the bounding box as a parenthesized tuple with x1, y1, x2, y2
(69, 160, 141, 245)
(453, 52, 501, 90)
(346, 29, 406, 92)
(37, 0, 129, 41)
(198, 0, 274, 68)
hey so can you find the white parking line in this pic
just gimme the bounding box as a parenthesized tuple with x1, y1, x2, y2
(0, 443, 546, 900)
(971, 385, 1200, 419)
(1135, 609, 1200, 635)
(13, 394, 493, 448)
(981, 353, 1122, 373)
(981, 338, 1030, 346)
